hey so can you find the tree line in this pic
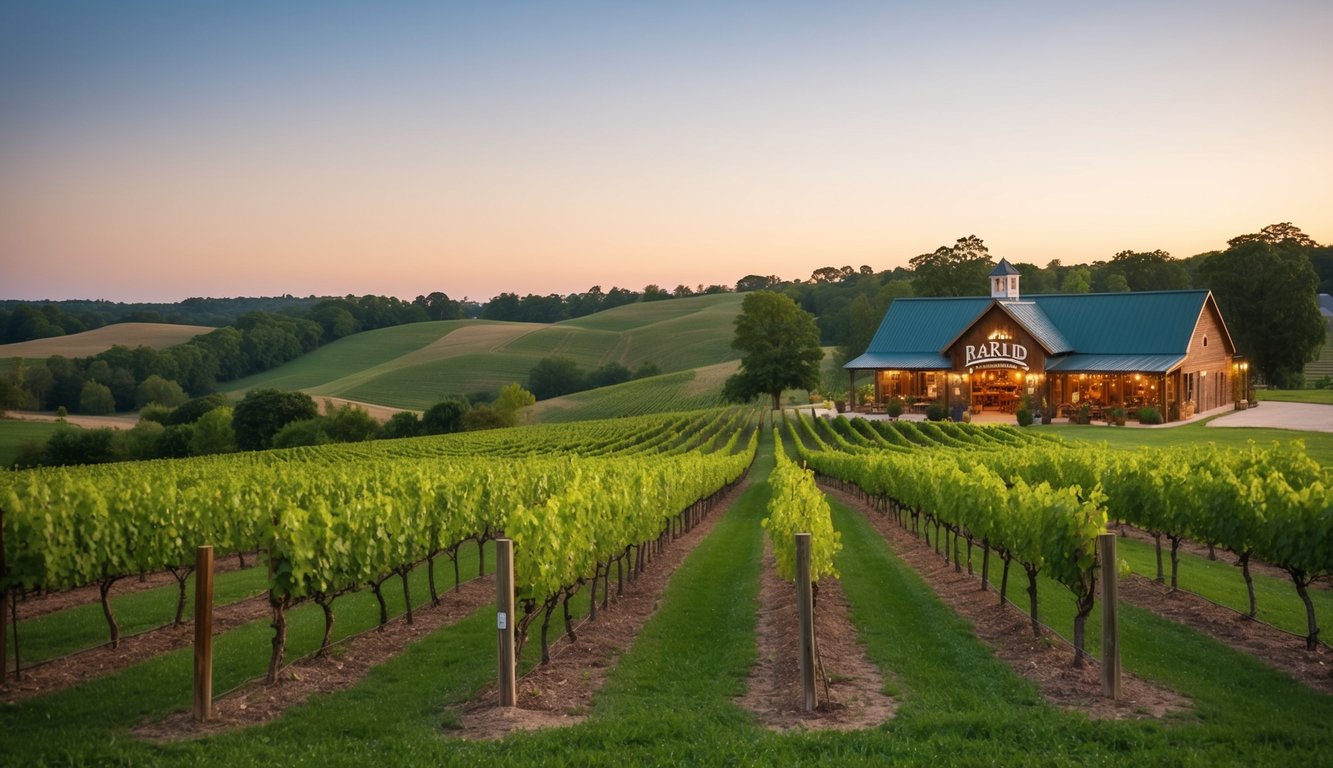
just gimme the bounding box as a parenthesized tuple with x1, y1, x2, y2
(11, 384, 536, 469)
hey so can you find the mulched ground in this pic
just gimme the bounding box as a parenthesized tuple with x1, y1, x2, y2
(10, 551, 256, 622)
(1, 591, 270, 704)
(137, 574, 496, 741)
(453, 479, 749, 741)
(823, 484, 1190, 720)
(1117, 576, 1332, 694)
(737, 543, 897, 731)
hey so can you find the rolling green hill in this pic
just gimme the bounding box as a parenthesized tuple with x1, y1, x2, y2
(526, 360, 741, 423)
(225, 293, 745, 410)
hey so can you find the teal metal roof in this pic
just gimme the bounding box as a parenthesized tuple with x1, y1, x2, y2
(997, 301, 1072, 354)
(847, 289, 1223, 371)
(860, 297, 992, 355)
(1045, 354, 1185, 373)
(1028, 291, 1210, 354)
(845, 352, 952, 370)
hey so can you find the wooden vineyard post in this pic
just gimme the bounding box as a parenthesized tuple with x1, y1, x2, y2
(795, 533, 817, 712)
(1099, 533, 1121, 700)
(193, 545, 215, 722)
(496, 538, 516, 707)
(1, 507, 7, 684)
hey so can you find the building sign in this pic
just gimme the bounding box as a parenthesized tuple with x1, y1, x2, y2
(965, 341, 1029, 370)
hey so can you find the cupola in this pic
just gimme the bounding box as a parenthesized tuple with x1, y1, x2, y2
(990, 258, 1020, 300)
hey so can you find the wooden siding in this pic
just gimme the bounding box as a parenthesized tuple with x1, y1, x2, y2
(1178, 298, 1236, 412)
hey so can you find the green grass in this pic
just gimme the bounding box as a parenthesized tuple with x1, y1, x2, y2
(1255, 388, 1333, 405)
(1038, 418, 1333, 467)
(528, 363, 736, 424)
(0, 419, 62, 466)
(1112, 535, 1333, 639)
(7, 560, 270, 665)
(223, 321, 471, 395)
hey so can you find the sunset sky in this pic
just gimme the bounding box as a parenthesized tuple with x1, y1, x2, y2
(3, 1, 1331, 304)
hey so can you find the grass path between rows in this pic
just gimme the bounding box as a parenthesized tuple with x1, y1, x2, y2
(830, 495, 1332, 765)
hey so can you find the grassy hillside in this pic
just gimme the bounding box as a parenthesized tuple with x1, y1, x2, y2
(527, 360, 740, 423)
(0, 419, 64, 466)
(226, 293, 744, 410)
(0, 322, 211, 359)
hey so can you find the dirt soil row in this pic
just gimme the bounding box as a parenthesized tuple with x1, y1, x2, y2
(822, 484, 1190, 720)
(1116, 576, 1332, 694)
(139, 575, 497, 740)
(738, 542, 897, 731)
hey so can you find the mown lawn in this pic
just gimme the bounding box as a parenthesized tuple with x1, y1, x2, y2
(1255, 388, 1333, 405)
(2, 437, 1328, 766)
(1039, 418, 1333, 467)
(0, 419, 62, 466)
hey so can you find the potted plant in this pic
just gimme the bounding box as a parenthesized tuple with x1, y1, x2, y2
(1076, 402, 1092, 425)
(1040, 397, 1053, 425)
(1182, 399, 1195, 419)
(886, 397, 904, 420)
(1108, 406, 1127, 426)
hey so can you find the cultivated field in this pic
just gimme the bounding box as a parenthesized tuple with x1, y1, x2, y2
(0, 322, 212, 359)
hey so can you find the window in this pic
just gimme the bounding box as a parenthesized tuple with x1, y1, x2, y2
(1203, 335, 1208, 347)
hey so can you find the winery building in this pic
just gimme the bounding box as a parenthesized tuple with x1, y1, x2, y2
(844, 261, 1248, 423)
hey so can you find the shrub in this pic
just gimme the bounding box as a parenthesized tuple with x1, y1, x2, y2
(1016, 408, 1033, 427)
(381, 411, 422, 439)
(1136, 406, 1163, 424)
(925, 403, 947, 421)
(78, 381, 116, 415)
(886, 398, 904, 419)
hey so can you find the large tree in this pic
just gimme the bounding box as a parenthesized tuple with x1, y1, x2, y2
(722, 291, 824, 409)
(908, 235, 994, 297)
(1198, 237, 1325, 387)
(231, 389, 318, 450)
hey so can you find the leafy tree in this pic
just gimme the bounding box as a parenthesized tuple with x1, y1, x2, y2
(1103, 273, 1131, 292)
(43, 426, 116, 466)
(323, 402, 380, 442)
(528, 356, 585, 400)
(735, 274, 781, 293)
(722, 291, 824, 409)
(585, 362, 631, 389)
(165, 393, 230, 425)
(272, 418, 330, 449)
(462, 404, 508, 431)
(1198, 238, 1325, 387)
(492, 382, 536, 425)
(1227, 222, 1320, 248)
(1103, 250, 1189, 292)
(135, 374, 188, 408)
(641, 284, 671, 302)
(631, 362, 661, 380)
(835, 294, 882, 367)
(1060, 268, 1092, 293)
(381, 410, 422, 439)
(79, 381, 116, 415)
(909, 235, 994, 297)
(117, 421, 165, 460)
(231, 389, 318, 450)
(412, 291, 464, 321)
(421, 398, 469, 435)
(189, 407, 235, 454)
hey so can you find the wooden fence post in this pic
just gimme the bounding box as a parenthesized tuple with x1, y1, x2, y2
(1099, 533, 1121, 700)
(496, 538, 516, 707)
(193, 545, 214, 722)
(795, 532, 817, 712)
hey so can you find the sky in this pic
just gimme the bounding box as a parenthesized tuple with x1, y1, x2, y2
(2, 1, 1331, 304)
